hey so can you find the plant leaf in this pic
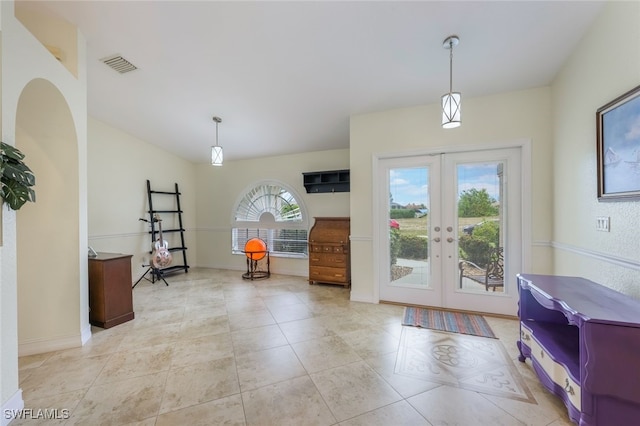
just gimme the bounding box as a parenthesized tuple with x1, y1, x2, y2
(0, 141, 26, 161)
(1, 179, 35, 210)
(2, 161, 35, 186)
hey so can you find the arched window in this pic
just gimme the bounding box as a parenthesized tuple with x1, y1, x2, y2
(232, 182, 308, 258)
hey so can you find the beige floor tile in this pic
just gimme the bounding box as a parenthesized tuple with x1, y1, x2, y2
(262, 292, 304, 308)
(228, 308, 276, 331)
(236, 345, 307, 391)
(156, 394, 245, 426)
(268, 302, 314, 322)
(320, 312, 379, 335)
(11, 389, 85, 426)
(242, 376, 336, 426)
(160, 356, 240, 414)
(177, 314, 230, 340)
(230, 324, 288, 354)
(338, 400, 429, 426)
(182, 303, 227, 321)
(292, 335, 362, 373)
(340, 325, 400, 358)
(407, 385, 524, 425)
(16, 268, 568, 426)
(94, 344, 173, 385)
(129, 306, 185, 329)
(225, 297, 268, 314)
(18, 353, 53, 371)
(278, 316, 338, 344)
(122, 417, 158, 426)
(20, 354, 111, 400)
(311, 361, 402, 422)
(68, 372, 168, 425)
(365, 352, 441, 398)
(170, 333, 235, 368)
(117, 322, 182, 351)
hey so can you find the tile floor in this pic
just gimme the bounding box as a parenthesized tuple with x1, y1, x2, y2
(17, 268, 574, 425)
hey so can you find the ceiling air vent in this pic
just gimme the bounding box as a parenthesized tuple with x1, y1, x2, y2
(100, 54, 138, 74)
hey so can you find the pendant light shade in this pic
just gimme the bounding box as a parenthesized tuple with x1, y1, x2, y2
(211, 116, 223, 166)
(441, 92, 461, 129)
(441, 35, 461, 129)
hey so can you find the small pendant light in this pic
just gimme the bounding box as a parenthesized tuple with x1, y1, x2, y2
(211, 116, 223, 166)
(441, 35, 461, 129)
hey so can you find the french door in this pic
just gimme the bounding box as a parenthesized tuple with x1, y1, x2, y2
(376, 148, 522, 316)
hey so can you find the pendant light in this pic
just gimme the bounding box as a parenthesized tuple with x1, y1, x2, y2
(441, 35, 461, 129)
(211, 116, 223, 166)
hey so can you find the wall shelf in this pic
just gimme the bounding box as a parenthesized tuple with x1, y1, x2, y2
(303, 169, 350, 193)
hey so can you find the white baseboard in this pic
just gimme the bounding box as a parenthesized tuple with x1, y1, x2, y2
(18, 333, 83, 357)
(81, 323, 92, 345)
(1, 389, 24, 426)
(349, 291, 376, 304)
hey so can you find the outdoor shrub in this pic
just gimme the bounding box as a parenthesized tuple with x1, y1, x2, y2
(389, 228, 401, 265)
(458, 234, 492, 268)
(389, 209, 415, 219)
(398, 235, 428, 260)
(473, 220, 499, 247)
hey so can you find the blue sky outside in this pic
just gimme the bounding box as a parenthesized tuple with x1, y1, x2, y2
(389, 164, 501, 207)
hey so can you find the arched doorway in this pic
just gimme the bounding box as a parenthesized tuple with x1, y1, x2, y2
(16, 78, 81, 354)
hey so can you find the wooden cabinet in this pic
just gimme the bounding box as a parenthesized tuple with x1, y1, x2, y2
(308, 217, 350, 287)
(89, 253, 135, 328)
(517, 274, 640, 426)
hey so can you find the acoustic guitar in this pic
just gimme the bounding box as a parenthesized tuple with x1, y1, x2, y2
(151, 214, 172, 269)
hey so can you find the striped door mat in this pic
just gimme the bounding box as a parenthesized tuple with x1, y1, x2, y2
(402, 307, 496, 338)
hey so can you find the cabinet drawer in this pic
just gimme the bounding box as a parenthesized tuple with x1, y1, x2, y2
(521, 323, 581, 410)
(309, 244, 348, 254)
(309, 252, 347, 267)
(309, 266, 348, 283)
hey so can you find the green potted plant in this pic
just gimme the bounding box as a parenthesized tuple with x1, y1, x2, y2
(0, 141, 36, 210)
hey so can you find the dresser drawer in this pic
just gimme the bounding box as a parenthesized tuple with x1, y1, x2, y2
(521, 323, 581, 410)
(309, 252, 347, 267)
(309, 266, 348, 283)
(309, 244, 348, 254)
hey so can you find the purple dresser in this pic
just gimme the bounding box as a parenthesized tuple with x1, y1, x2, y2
(517, 274, 640, 426)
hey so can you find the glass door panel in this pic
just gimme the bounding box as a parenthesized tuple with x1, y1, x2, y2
(378, 156, 442, 306)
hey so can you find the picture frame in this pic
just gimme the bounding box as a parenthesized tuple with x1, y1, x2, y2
(596, 84, 640, 201)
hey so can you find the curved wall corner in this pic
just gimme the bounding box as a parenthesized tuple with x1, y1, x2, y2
(16, 78, 81, 354)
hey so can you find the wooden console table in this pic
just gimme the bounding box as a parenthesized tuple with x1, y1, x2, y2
(88, 252, 135, 328)
(517, 274, 640, 425)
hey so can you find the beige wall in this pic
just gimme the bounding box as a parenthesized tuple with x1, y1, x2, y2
(551, 1, 640, 297)
(349, 88, 554, 302)
(195, 149, 349, 276)
(1, 0, 88, 412)
(87, 117, 197, 282)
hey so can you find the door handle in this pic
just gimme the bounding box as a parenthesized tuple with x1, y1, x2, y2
(447, 237, 454, 243)
(433, 237, 441, 242)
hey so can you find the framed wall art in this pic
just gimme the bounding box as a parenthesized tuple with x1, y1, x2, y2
(596, 84, 640, 201)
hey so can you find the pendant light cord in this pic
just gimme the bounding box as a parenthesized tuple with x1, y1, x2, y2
(449, 39, 454, 94)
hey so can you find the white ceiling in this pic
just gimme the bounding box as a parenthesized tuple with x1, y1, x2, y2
(31, 1, 604, 164)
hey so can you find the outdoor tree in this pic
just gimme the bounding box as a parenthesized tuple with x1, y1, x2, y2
(458, 188, 498, 217)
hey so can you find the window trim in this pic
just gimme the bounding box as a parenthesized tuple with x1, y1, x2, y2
(231, 180, 309, 258)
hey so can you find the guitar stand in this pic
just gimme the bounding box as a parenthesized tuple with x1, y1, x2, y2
(133, 264, 170, 288)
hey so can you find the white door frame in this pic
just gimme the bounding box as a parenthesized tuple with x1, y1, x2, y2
(371, 139, 532, 315)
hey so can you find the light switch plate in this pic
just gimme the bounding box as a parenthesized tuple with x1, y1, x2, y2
(596, 216, 610, 232)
